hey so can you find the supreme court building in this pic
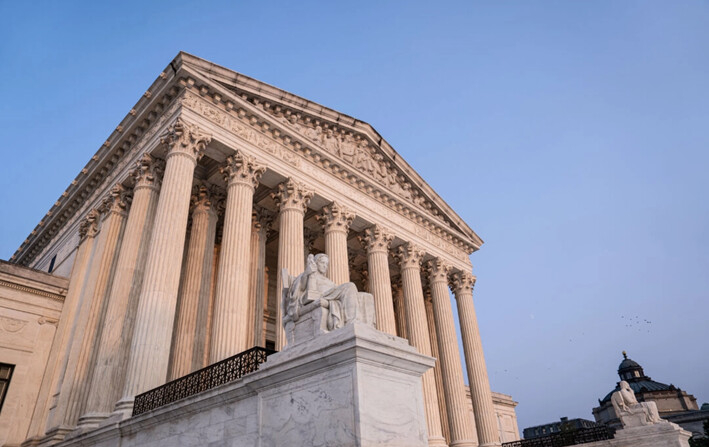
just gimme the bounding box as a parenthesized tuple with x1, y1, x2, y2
(1, 52, 519, 446)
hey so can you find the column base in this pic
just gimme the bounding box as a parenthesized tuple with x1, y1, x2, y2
(74, 412, 110, 431)
(477, 442, 502, 447)
(111, 397, 135, 420)
(19, 435, 42, 447)
(450, 440, 476, 447)
(427, 435, 449, 447)
(36, 426, 73, 447)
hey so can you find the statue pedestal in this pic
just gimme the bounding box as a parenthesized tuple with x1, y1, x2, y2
(53, 322, 433, 447)
(611, 422, 692, 447)
(259, 322, 433, 446)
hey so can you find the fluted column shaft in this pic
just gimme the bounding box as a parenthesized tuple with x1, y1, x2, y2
(272, 179, 313, 350)
(250, 207, 272, 347)
(170, 184, 218, 379)
(210, 152, 265, 361)
(453, 272, 501, 447)
(429, 261, 476, 446)
(317, 202, 354, 285)
(27, 214, 99, 439)
(425, 289, 451, 445)
(397, 243, 447, 447)
(360, 225, 396, 335)
(58, 186, 129, 429)
(392, 280, 408, 340)
(121, 120, 211, 401)
(80, 156, 162, 425)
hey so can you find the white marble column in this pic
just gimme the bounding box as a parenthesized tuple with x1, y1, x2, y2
(79, 155, 163, 427)
(428, 260, 476, 447)
(453, 271, 501, 447)
(360, 225, 396, 335)
(249, 206, 273, 347)
(424, 287, 451, 445)
(317, 202, 354, 285)
(210, 151, 265, 362)
(56, 185, 130, 430)
(119, 120, 211, 408)
(391, 278, 408, 340)
(26, 213, 99, 441)
(272, 179, 313, 350)
(396, 243, 447, 447)
(169, 183, 218, 379)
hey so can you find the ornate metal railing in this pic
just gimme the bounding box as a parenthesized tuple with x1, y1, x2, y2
(132, 346, 275, 416)
(502, 426, 616, 447)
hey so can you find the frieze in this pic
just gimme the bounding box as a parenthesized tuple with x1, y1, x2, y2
(181, 91, 473, 261)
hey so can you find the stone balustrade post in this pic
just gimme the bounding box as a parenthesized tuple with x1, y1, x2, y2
(118, 119, 211, 411)
(452, 271, 501, 447)
(272, 179, 313, 350)
(428, 260, 476, 447)
(359, 225, 396, 335)
(79, 155, 163, 427)
(169, 183, 218, 379)
(317, 202, 354, 285)
(396, 243, 447, 447)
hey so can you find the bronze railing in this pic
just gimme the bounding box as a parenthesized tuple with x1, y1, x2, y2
(502, 426, 616, 447)
(132, 346, 275, 416)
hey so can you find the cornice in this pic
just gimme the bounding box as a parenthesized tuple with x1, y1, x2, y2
(176, 51, 482, 249)
(11, 66, 185, 266)
(177, 78, 477, 257)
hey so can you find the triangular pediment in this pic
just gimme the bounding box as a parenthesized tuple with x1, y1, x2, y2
(175, 52, 482, 251)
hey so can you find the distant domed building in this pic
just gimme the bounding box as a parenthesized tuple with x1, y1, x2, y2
(593, 351, 709, 437)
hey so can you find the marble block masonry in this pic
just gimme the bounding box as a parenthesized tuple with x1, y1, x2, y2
(5, 52, 521, 447)
(52, 258, 434, 447)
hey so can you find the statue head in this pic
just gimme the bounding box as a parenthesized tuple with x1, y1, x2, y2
(314, 253, 329, 274)
(620, 380, 632, 392)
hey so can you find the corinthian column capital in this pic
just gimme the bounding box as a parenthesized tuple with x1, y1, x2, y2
(451, 271, 476, 296)
(79, 209, 101, 240)
(359, 224, 393, 254)
(99, 184, 131, 218)
(132, 153, 165, 190)
(396, 242, 425, 271)
(317, 202, 354, 234)
(271, 178, 313, 213)
(425, 258, 451, 285)
(221, 150, 266, 190)
(160, 118, 212, 162)
(252, 206, 274, 235)
(190, 183, 220, 216)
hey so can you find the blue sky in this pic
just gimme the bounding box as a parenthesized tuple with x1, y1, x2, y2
(1, 1, 707, 433)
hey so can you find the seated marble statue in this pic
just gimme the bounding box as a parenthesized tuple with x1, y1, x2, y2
(611, 380, 662, 428)
(283, 253, 375, 333)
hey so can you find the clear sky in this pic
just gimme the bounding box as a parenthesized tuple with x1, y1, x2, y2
(1, 0, 707, 434)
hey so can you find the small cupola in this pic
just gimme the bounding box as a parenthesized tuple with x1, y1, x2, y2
(618, 351, 646, 381)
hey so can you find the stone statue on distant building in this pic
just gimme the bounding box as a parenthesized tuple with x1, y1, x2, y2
(612, 380, 662, 428)
(281, 253, 375, 347)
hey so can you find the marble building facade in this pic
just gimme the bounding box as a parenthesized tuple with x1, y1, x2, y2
(4, 52, 517, 446)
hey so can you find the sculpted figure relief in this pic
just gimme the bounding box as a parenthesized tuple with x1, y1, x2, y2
(611, 380, 662, 428)
(283, 254, 375, 338)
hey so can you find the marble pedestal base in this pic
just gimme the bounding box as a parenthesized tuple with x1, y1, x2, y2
(52, 322, 433, 447)
(610, 422, 691, 447)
